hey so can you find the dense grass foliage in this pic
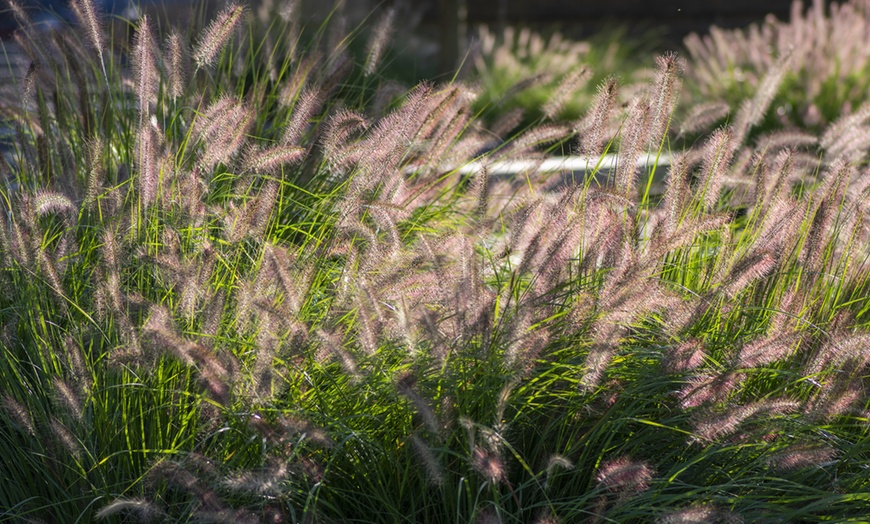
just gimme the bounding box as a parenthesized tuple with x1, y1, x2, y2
(0, 1, 869, 522)
(467, 25, 651, 130)
(684, 0, 870, 132)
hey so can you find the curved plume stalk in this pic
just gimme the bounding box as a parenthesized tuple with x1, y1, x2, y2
(133, 15, 158, 119)
(678, 101, 730, 136)
(282, 88, 323, 146)
(648, 52, 683, 146)
(697, 127, 736, 211)
(596, 456, 654, 497)
(165, 32, 187, 100)
(364, 7, 395, 76)
(543, 67, 590, 120)
(70, 0, 106, 79)
(577, 77, 619, 160)
(136, 122, 161, 208)
(614, 99, 651, 198)
(732, 50, 793, 144)
(193, 98, 252, 170)
(193, 3, 246, 70)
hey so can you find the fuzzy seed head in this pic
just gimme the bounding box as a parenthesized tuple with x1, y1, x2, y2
(472, 446, 506, 484)
(5, 0, 30, 26)
(84, 138, 104, 204)
(659, 505, 742, 524)
(545, 454, 574, 479)
(614, 98, 652, 197)
(577, 77, 619, 159)
(766, 444, 837, 471)
(50, 417, 81, 457)
(720, 251, 777, 299)
(678, 101, 730, 136)
(364, 7, 395, 76)
(692, 399, 798, 442)
(410, 435, 445, 486)
(543, 67, 589, 120)
(222, 462, 289, 497)
(698, 127, 736, 211)
(193, 3, 246, 70)
(166, 32, 186, 99)
(95, 498, 166, 521)
(733, 50, 792, 143)
(53, 378, 83, 422)
(2, 395, 34, 435)
(274, 415, 335, 448)
(22, 60, 39, 103)
(71, 0, 105, 64)
(666, 339, 706, 372)
(649, 52, 683, 145)
(133, 15, 158, 116)
(33, 191, 74, 218)
(136, 122, 161, 208)
(282, 87, 323, 145)
(596, 456, 654, 495)
(736, 334, 798, 368)
(243, 145, 305, 174)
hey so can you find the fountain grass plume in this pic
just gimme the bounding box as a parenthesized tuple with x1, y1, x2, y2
(193, 3, 246, 71)
(70, 0, 106, 80)
(364, 7, 395, 77)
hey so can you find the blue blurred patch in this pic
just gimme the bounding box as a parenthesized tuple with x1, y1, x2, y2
(1, 0, 156, 36)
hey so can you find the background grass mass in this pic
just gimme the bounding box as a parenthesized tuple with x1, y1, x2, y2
(0, 0, 869, 522)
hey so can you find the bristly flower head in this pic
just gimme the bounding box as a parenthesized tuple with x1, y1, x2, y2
(691, 399, 799, 443)
(242, 145, 305, 175)
(4, 0, 31, 27)
(649, 52, 684, 146)
(614, 97, 652, 198)
(282, 87, 323, 145)
(732, 50, 793, 144)
(665, 339, 706, 372)
(133, 15, 158, 118)
(736, 334, 798, 368)
(2, 395, 34, 435)
(53, 377, 83, 422)
(165, 31, 187, 99)
(136, 122, 161, 208)
(22, 60, 39, 103)
(70, 0, 105, 73)
(50, 417, 82, 458)
(577, 76, 619, 159)
(95, 498, 167, 521)
(765, 444, 837, 472)
(410, 435, 445, 486)
(471, 446, 506, 484)
(193, 3, 246, 70)
(720, 250, 777, 299)
(543, 67, 590, 120)
(698, 126, 736, 211)
(364, 7, 395, 76)
(596, 456, 654, 496)
(659, 504, 743, 524)
(678, 101, 730, 137)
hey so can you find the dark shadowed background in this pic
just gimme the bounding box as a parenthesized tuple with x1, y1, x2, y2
(0, 0, 820, 77)
(1, 0, 808, 42)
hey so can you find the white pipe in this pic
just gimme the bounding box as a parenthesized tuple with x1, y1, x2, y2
(451, 152, 672, 176)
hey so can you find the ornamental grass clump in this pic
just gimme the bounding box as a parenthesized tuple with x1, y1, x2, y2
(0, 1, 870, 522)
(684, 0, 870, 131)
(468, 24, 652, 128)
